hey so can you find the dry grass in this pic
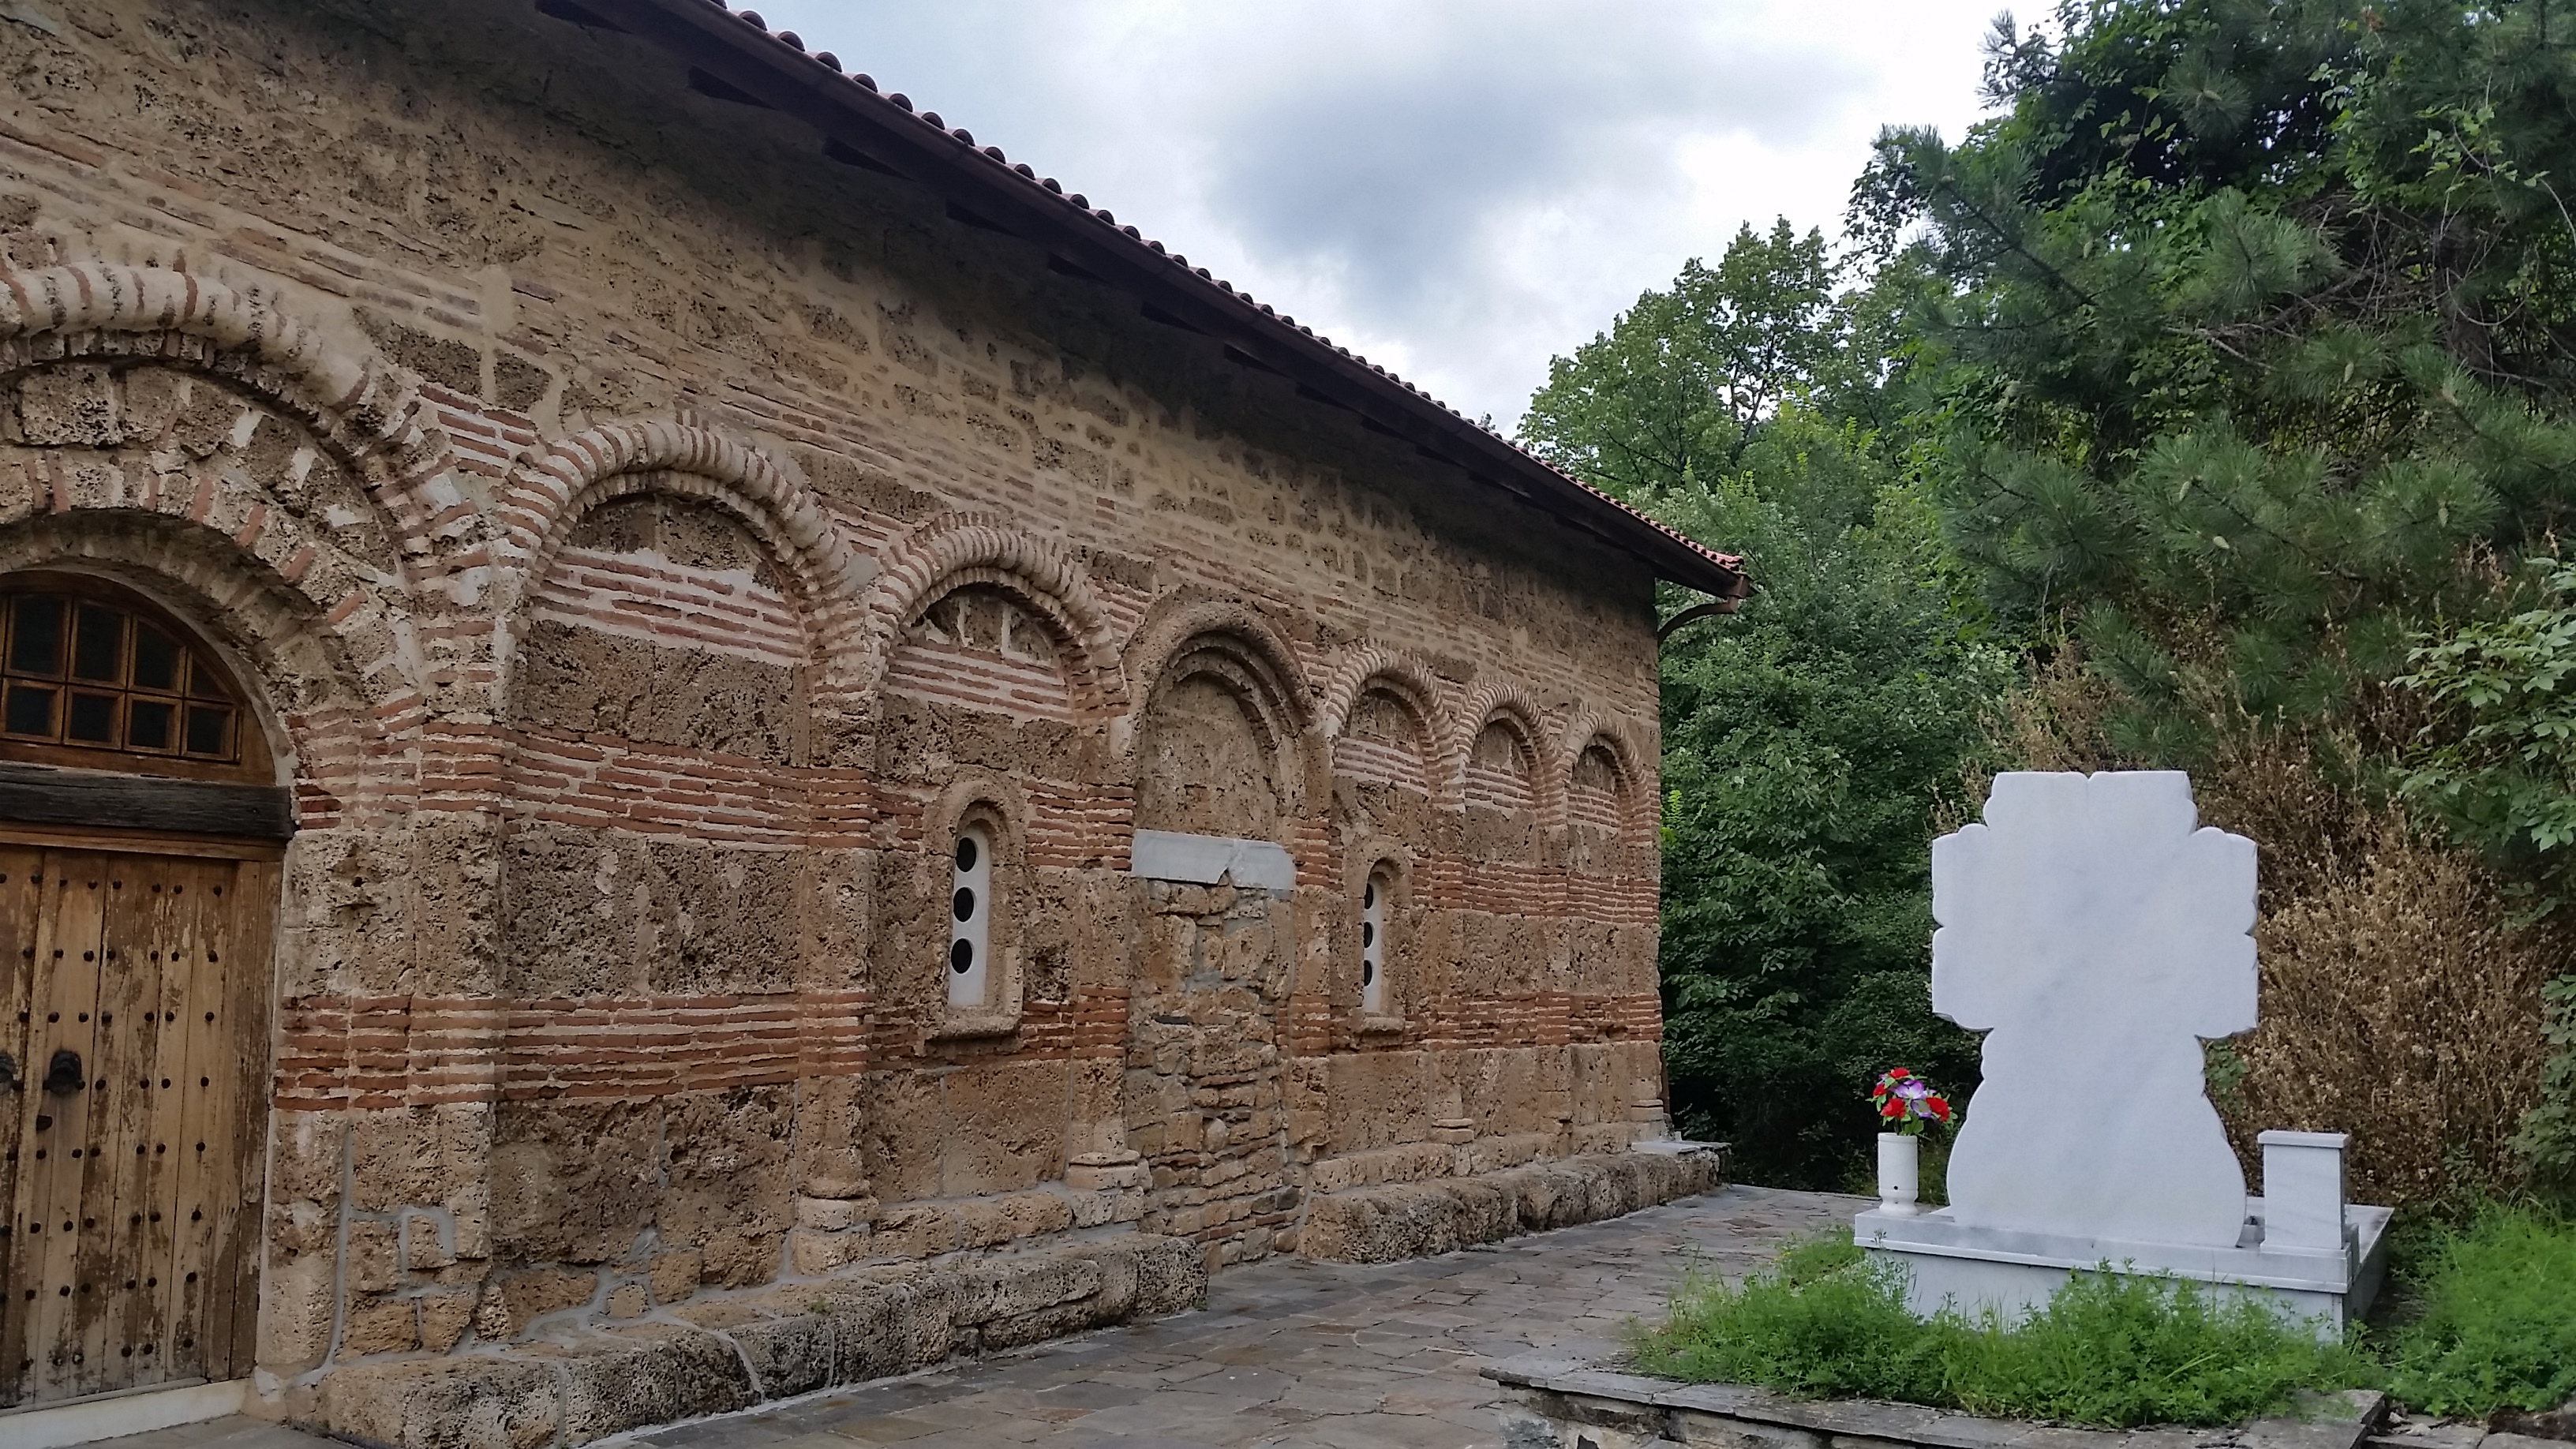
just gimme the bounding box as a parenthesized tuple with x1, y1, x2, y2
(1980, 653, 2558, 1204)
(2225, 814, 2556, 1203)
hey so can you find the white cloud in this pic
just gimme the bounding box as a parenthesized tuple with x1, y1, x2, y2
(746, 1, 1997, 428)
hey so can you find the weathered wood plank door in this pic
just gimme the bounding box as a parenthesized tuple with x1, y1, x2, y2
(0, 841, 275, 1407)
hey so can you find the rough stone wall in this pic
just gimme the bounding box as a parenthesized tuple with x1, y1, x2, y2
(0, 0, 1675, 1418)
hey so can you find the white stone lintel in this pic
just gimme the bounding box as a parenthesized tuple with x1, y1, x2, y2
(1128, 829, 1297, 894)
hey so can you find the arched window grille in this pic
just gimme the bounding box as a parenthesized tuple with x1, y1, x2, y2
(948, 823, 994, 1009)
(0, 582, 249, 776)
(1361, 867, 1391, 1015)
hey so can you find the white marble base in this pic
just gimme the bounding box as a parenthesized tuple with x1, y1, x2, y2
(1857, 1196, 2392, 1336)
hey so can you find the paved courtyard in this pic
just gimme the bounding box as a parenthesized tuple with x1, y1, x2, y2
(85, 1185, 1861, 1449)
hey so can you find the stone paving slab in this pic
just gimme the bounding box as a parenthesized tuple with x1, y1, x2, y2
(66, 1185, 1859, 1449)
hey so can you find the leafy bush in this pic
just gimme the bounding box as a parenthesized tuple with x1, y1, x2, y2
(2377, 1205, 2576, 1415)
(1634, 1230, 2369, 1428)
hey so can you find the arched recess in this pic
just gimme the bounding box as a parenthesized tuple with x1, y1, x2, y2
(1123, 597, 1309, 841)
(0, 262, 459, 568)
(1456, 680, 1555, 828)
(859, 514, 1128, 722)
(1316, 646, 1458, 807)
(500, 420, 871, 720)
(1560, 714, 1652, 844)
(0, 521, 395, 813)
(0, 345, 424, 823)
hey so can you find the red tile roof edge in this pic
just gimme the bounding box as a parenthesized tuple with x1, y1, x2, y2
(548, 0, 1750, 604)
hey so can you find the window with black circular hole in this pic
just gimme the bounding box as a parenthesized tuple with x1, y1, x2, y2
(1361, 866, 1392, 1015)
(947, 822, 994, 1009)
(0, 579, 255, 779)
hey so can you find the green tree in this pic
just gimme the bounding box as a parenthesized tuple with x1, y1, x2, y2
(1649, 415, 2006, 1185)
(1852, 0, 2576, 1192)
(1525, 223, 2004, 1187)
(1522, 219, 1849, 501)
(1855, 0, 2576, 753)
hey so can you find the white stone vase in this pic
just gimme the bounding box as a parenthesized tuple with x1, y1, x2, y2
(1877, 1132, 1921, 1215)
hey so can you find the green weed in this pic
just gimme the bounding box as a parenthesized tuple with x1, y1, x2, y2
(1632, 1230, 2368, 1428)
(2375, 1204, 2576, 1415)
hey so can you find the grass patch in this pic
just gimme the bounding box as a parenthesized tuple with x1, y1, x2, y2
(1632, 1229, 2370, 1428)
(2375, 1203, 2576, 1415)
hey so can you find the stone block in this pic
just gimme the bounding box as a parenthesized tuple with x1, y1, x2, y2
(950, 1252, 1099, 1327)
(1299, 1182, 1457, 1264)
(788, 1226, 871, 1276)
(1065, 1152, 1150, 1192)
(649, 1249, 703, 1305)
(696, 1226, 787, 1289)
(953, 1186, 1076, 1249)
(724, 1313, 835, 1399)
(811, 1279, 915, 1386)
(942, 1062, 1071, 1196)
(260, 1247, 339, 1372)
(343, 1294, 423, 1357)
(795, 1195, 867, 1232)
(1132, 1232, 1211, 1312)
(316, 1356, 562, 1449)
(869, 1202, 957, 1260)
(980, 1295, 1121, 1351)
(1301, 1149, 1723, 1264)
(557, 1325, 755, 1443)
(403, 1211, 460, 1272)
(420, 1290, 477, 1354)
(349, 1219, 401, 1294)
(1068, 1185, 1148, 1228)
(474, 1267, 597, 1341)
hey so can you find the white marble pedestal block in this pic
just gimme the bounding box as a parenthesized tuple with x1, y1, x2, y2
(1859, 772, 2393, 1337)
(1859, 1193, 2393, 1335)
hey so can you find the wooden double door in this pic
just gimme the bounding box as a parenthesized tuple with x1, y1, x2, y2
(0, 840, 275, 1407)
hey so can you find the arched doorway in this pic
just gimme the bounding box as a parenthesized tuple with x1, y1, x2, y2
(0, 575, 287, 1407)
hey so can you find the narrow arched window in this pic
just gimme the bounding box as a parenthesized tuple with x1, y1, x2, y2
(948, 823, 993, 1009)
(1361, 867, 1391, 1015)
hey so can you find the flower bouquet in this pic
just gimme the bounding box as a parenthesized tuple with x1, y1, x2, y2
(1869, 1068, 1951, 1216)
(1871, 1066, 1952, 1136)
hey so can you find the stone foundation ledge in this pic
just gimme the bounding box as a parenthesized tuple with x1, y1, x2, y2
(308, 1232, 1207, 1449)
(1306, 1131, 1565, 1194)
(1297, 1143, 1726, 1264)
(1484, 1354, 2388, 1449)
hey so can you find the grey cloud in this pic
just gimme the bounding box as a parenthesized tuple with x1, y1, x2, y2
(1200, 7, 1852, 321)
(717, 0, 1986, 421)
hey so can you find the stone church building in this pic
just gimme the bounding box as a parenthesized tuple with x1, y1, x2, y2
(0, 0, 1743, 1441)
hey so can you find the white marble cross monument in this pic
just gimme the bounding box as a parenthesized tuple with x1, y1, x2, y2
(1859, 769, 2392, 1332)
(1932, 770, 2256, 1246)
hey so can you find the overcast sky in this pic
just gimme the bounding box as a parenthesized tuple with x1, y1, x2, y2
(745, 2, 2002, 431)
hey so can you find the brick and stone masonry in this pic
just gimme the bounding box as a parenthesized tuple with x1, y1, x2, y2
(0, 0, 1739, 1441)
